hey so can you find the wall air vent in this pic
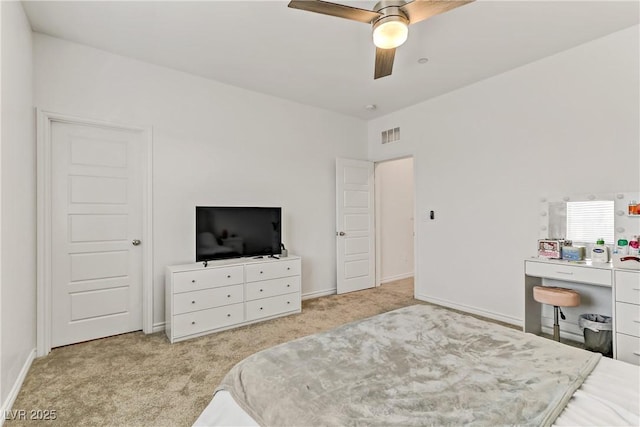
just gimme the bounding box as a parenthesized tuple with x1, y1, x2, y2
(381, 127, 400, 144)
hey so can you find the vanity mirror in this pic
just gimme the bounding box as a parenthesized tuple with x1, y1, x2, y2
(539, 192, 640, 253)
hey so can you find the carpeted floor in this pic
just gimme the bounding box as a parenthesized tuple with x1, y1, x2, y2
(9, 279, 421, 426)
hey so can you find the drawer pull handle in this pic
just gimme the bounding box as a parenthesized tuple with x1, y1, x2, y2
(191, 321, 196, 325)
(634, 351, 640, 357)
(633, 288, 640, 291)
(260, 307, 263, 310)
(633, 320, 640, 324)
(191, 301, 196, 304)
(556, 271, 573, 275)
(227, 294, 231, 298)
(227, 275, 231, 278)
(227, 314, 231, 317)
(287, 284, 290, 287)
(260, 289, 263, 292)
(287, 267, 291, 270)
(191, 279, 196, 283)
(260, 271, 264, 274)
(287, 301, 290, 304)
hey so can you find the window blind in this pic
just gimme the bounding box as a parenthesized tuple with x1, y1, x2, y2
(566, 201, 614, 244)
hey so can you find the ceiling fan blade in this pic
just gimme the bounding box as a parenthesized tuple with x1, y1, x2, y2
(400, 0, 474, 25)
(288, 0, 381, 24)
(374, 47, 396, 79)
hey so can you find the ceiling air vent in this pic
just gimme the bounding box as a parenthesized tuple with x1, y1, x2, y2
(381, 127, 400, 144)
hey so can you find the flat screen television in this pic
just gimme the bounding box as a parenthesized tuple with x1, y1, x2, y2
(196, 206, 282, 262)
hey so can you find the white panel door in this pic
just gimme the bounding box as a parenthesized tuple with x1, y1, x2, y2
(336, 158, 375, 294)
(51, 121, 143, 347)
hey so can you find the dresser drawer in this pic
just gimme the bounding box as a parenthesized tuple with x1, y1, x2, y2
(172, 303, 244, 338)
(245, 259, 301, 282)
(246, 276, 301, 301)
(246, 292, 301, 322)
(616, 333, 640, 365)
(525, 261, 611, 286)
(615, 302, 640, 337)
(173, 266, 244, 293)
(173, 284, 243, 315)
(616, 270, 640, 304)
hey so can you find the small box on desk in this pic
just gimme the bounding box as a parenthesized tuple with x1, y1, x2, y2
(562, 246, 585, 261)
(538, 239, 565, 259)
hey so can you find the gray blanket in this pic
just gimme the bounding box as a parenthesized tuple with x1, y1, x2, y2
(216, 304, 600, 426)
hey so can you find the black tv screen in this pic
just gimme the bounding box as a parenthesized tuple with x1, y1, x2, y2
(196, 206, 281, 261)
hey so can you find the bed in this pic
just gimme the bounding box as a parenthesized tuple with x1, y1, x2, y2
(194, 305, 640, 426)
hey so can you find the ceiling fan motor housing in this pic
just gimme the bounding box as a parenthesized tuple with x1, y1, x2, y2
(373, 0, 410, 24)
(373, 11, 409, 28)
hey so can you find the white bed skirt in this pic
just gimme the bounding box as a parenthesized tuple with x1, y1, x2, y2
(194, 356, 639, 426)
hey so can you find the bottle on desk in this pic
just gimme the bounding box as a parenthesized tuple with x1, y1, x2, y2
(615, 238, 629, 256)
(591, 238, 610, 263)
(629, 236, 640, 256)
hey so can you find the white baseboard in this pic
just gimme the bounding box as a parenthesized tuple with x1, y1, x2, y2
(541, 317, 585, 343)
(152, 322, 166, 333)
(540, 325, 585, 343)
(302, 288, 336, 301)
(380, 272, 414, 284)
(416, 293, 522, 327)
(0, 348, 36, 426)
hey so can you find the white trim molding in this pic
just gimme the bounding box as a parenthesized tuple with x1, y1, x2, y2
(416, 293, 522, 327)
(380, 272, 414, 284)
(152, 322, 166, 333)
(302, 288, 336, 301)
(0, 349, 36, 426)
(36, 110, 154, 357)
(541, 320, 585, 343)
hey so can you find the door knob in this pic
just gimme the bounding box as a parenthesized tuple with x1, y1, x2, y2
(337, 231, 346, 236)
(132, 239, 141, 246)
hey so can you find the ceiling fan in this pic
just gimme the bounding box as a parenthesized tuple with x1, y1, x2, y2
(288, 0, 474, 79)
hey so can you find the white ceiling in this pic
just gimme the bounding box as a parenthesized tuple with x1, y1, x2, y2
(22, 1, 639, 119)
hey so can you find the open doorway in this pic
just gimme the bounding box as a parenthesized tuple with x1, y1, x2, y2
(374, 157, 415, 288)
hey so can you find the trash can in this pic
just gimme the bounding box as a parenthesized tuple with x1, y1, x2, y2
(578, 314, 613, 357)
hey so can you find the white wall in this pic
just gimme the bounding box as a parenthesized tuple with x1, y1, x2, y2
(33, 34, 367, 327)
(367, 26, 639, 324)
(0, 0, 36, 412)
(375, 158, 414, 283)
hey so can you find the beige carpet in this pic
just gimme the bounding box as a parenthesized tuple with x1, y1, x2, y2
(9, 279, 422, 426)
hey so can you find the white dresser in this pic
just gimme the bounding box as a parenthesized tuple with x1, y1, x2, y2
(614, 269, 640, 364)
(165, 256, 301, 343)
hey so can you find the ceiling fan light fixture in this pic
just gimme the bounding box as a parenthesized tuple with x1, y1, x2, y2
(372, 15, 408, 49)
(288, 0, 475, 79)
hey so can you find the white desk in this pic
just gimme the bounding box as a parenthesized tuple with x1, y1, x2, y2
(524, 258, 640, 364)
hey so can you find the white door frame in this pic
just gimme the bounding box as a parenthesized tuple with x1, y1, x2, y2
(373, 155, 417, 289)
(36, 109, 153, 357)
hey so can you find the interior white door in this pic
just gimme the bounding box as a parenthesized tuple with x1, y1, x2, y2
(51, 121, 143, 347)
(336, 158, 375, 294)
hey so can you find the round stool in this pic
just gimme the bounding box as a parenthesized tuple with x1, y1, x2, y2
(533, 286, 580, 342)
